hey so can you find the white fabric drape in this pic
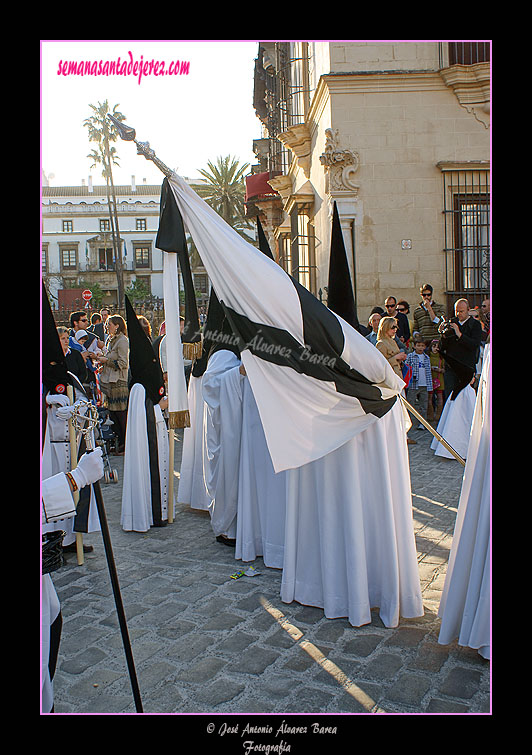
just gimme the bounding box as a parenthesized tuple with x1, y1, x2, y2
(166, 173, 404, 473)
(162, 251, 189, 424)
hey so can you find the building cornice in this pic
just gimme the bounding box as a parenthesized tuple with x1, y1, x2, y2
(321, 69, 446, 95)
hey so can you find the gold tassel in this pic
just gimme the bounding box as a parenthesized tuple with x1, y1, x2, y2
(168, 410, 191, 429)
(182, 340, 203, 361)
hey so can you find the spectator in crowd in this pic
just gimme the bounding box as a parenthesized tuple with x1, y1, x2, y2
(384, 296, 410, 344)
(413, 284, 447, 346)
(480, 298, 490, 342)
(88, 312, 106, 343)
(397, 300, 414, 347)
(404, 336, 433, 444)
(440, 298, 483, 403)
(70, 315, 101, 395)
(57, 325, 87, 385)
(376, 316, 407, 379)
(69, 311, 92, 354)
(137, 315, 152, 341)
(365, 312, 382, 345)
(428, 339, 445, 421)
(95, 315, 129, 454)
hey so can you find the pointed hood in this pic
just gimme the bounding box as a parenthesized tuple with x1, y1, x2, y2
(192, 285, 238, 376)
(125, 296, 166, 405)
(42, 282, 73, 396)
(257, 217, 274, 260)
(327, 202, 365, 334)
(156, 176, 201, 357)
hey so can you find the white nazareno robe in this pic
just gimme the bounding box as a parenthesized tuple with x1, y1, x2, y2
(235, 378, 286, 568)
(438, 346, 490, 659)
(431, 384, 476, 460)
(202, 350, 243, 539)
(280, 400, 424, 628)
(121, 383, 170, 532)
(177, 373, 210, 511)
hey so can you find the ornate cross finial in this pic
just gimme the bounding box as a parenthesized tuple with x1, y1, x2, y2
(107, 115, 174, 178)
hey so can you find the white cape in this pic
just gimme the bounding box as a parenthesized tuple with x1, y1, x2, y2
(280, 400, 423, 628)
(202, 350, 243, 538)
(177, 373, 210, 510)
(235, 378, 287, 568)
(438, 345, 490, 659)
(121, 383, 171, 532)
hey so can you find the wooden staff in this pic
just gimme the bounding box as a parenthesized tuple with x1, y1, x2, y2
(168, 428, 175, 524)
(399, 394, 466, 467)
(66, 385, 85, 564)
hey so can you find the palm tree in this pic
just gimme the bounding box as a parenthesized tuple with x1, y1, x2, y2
(193, 155, 253, 238)
(83, 101, 127, 308)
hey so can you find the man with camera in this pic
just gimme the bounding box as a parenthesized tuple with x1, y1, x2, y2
(439, 298, 483, 402)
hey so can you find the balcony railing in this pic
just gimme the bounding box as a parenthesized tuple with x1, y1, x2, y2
(439, 41, 490, 68)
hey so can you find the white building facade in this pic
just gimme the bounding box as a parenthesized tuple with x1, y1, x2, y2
(41, 175, 209, 310)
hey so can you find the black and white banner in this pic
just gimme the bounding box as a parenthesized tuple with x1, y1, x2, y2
(167, 173, 405, 473)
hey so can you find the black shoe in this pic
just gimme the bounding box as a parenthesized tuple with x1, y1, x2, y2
(216, 535, 236, 547)
(62, 543, 94, 553)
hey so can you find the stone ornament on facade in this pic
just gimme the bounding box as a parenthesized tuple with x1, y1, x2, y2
(438, 62, 490, 129)
(277, 123, 312, 178)
(319, 128, 360, 195)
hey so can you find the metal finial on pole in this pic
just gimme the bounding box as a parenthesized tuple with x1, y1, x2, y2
(107, 114, 174, 177)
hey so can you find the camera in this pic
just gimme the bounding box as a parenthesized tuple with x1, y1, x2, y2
(438, 317, 457, 339)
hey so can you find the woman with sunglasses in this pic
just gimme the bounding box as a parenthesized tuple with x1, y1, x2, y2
(376, 316, 407, 379)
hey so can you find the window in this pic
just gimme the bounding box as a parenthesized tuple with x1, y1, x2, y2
(439, 163, 490, 307)
(290, 206, 316, 294)
(42, 246, 48, 273)
(278, 233, 291, 275)
(99, 218, 111, 232)
(448, 42, 490, 65)
(135, 247, 150, 268)
(194, 273, 208, 293)
(99, 247, 114, 270)
(61, 248, 77, 270)
(62, 220, 73, 232)
(289, 41, 310, 126)
(136, 218, 147, 231)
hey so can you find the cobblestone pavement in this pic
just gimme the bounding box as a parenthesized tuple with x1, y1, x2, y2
(50, 421, 490, 720)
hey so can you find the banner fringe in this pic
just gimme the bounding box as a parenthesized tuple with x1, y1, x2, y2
(182, 340, 203, 361)
(168, 410, 190, 429)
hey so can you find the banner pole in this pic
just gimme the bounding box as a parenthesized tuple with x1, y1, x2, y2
(399, 395, 466, 467)
(168, 428, 175, 524)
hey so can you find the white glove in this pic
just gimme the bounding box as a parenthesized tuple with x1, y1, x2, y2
(70, 448, 104, 488)
(56, 399, 87, 421)
(46, 394, 71, 407)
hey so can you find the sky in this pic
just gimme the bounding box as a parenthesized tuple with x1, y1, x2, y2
(41, 40, 261, 187)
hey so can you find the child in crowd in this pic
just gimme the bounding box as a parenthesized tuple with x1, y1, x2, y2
(404, 337, 433, 441)
(428, 339, 445, 421)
